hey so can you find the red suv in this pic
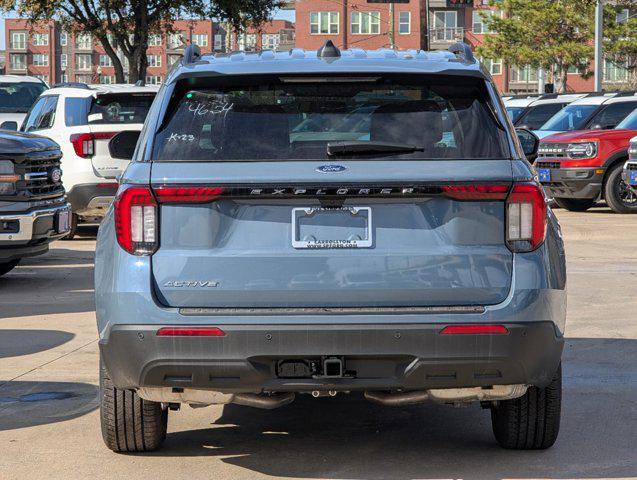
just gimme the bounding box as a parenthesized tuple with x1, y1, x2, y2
(536, 108, 637, 213)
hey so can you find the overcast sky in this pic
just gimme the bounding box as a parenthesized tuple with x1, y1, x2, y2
(0, 9, 296, 50)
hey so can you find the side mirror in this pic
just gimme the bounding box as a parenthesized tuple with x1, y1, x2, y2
(108, 130, 141, 161)
(516, 128, 540, 163)
(1, 121, 18, 131)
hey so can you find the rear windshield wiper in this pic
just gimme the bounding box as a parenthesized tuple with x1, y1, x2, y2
(327, 141, 424, 156)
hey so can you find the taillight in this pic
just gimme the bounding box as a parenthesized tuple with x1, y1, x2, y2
(114, 186, 157, 255)
(441, 184, 509, 201)
(506, 183, 547, 252)
(153, 186, 225, 203)
(70, 132, 117, 158)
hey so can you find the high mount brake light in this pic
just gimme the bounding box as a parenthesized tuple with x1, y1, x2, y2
(506, 183, 547, 252)
(70, 132, 117, 158)
(114, 186, 157, 255)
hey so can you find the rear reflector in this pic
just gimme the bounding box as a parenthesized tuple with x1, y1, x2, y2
(156, 327, 226, 337)
(440, 325, 509, 335)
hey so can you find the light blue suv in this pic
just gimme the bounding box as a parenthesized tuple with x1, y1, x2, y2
(95, 42, 567, 452)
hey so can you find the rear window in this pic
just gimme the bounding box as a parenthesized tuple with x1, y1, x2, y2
(0, 82, 46, 113)
(152, 74, 510, 162)
(65, 93, 155, 126)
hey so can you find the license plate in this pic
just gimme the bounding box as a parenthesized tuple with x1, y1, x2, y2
(630, 171, 637, 186)
(538, 169, 551, 182)
(56, 209, 70, 234)
(292, 207, 372, 249)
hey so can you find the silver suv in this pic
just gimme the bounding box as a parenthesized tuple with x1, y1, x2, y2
(95, 42, 567, 452)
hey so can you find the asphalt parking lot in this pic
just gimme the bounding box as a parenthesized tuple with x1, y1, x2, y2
(1, 207, 636, 480)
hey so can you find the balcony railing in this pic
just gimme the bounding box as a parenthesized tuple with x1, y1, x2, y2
(430, 27, 465, 43)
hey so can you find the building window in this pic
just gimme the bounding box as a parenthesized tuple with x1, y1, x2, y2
(398, 12, 411, 34)
(168, 54, 181, 67)
(10, 53, 26, 70)
(76, 53, 92, 71)
(481, 58, 502, 75)
(351, 11, 380, 35)
(168, 32, 186, 49)
(616, 8, 629, 24)
(261, 33, 280, 50)
(10, 31, 27, 50)
(310, 12, 339, 35)
(147, 54, 162, 67)
(604, 58, 629, 82)
(60, 32, 68, 46)
(34, 74, 49, 84)
(32, 33, 49, 46)
(100, 75, 115, 84)
(191, 34, 208, 47)
(61, 74, 68, 83)
(472, 10, 502, 34)
(148, 34, 162, 46)
(238, 34, 257, 51)
(145, 75, 162, 85)
(214, 34, 224, 51)
(75, 74, 92, 83)
(76, 33, 92, 50)
(510, 65, 539, 83)
(33, 54, 49, 66)
(433, 11, 458, 41)
(60, 53, 68, 69)
(98, 54, 112, 67)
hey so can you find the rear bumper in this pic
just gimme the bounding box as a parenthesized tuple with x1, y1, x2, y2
(539, 167, 604, 199)
(67, 183, 118, 218)
(100, 322, 563, 392)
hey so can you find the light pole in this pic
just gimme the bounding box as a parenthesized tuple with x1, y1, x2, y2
(594, 0, 604, 92)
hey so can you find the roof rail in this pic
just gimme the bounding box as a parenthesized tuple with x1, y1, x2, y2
(181, 44, 202, 66)
(134, 79, 145, 87)
(52, 82, 91, 90)
(613, 90, 637, 97)
(448, 42, 475, 63)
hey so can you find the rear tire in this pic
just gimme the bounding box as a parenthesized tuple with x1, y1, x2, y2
(0, 259, 20, 277)
(604, 163, 637, 214)
(63, 213, 78, 240)
(100, 359, 168, 452)
(553, 198, 595, 212)
(491, 364, 562, 450)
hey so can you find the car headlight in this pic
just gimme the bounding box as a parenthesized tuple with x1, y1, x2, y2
(566, 142, 597, 159)
(0, 160, 19, 195)
(629, 141, 637, 161)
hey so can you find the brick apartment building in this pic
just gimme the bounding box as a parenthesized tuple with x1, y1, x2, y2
(3, 19, 219, 85)
(230, 19, 296, 52)
(289, 0, 634, 94)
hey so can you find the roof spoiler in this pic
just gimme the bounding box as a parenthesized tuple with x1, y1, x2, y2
(182, 44, 202, 66)
(448, 42, 475, 63)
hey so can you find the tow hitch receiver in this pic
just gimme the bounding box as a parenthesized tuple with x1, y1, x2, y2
(275, 356, 348, 379)
(322, 357, 343, 378)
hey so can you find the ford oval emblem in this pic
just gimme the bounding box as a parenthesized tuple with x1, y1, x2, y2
(316, 164, 347, 173)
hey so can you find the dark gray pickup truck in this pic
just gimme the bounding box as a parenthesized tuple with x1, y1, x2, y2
(0, 131, 71, 276)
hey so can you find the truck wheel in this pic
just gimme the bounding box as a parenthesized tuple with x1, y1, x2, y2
(62, 213, 78, 240)
(604, 163, 637, 214)
(491, 364, 561, 450)
(553, 198, 595, 212)
(100, 360, 168, 452)
(0, 259, 20, 277)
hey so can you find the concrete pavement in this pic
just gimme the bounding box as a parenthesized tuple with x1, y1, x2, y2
(0, 209, 636, 480)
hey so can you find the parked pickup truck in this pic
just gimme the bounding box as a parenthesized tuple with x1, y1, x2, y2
(0, 131, 71, 276)
(536, 107, 637, 213)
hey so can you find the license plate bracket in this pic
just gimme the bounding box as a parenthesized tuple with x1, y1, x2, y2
(292, 206, 372, 249)
(55, 209, 70, 234)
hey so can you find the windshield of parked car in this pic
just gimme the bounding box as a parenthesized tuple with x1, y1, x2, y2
(0, 82, 46, 113)
(505, 106, 526, 123)
(516, 103, 567, 130)
(616, 108, 637, 130)
(65, 93, 155, 126)
(539, 104, 598, 131)
(152, 74, 511, 161)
